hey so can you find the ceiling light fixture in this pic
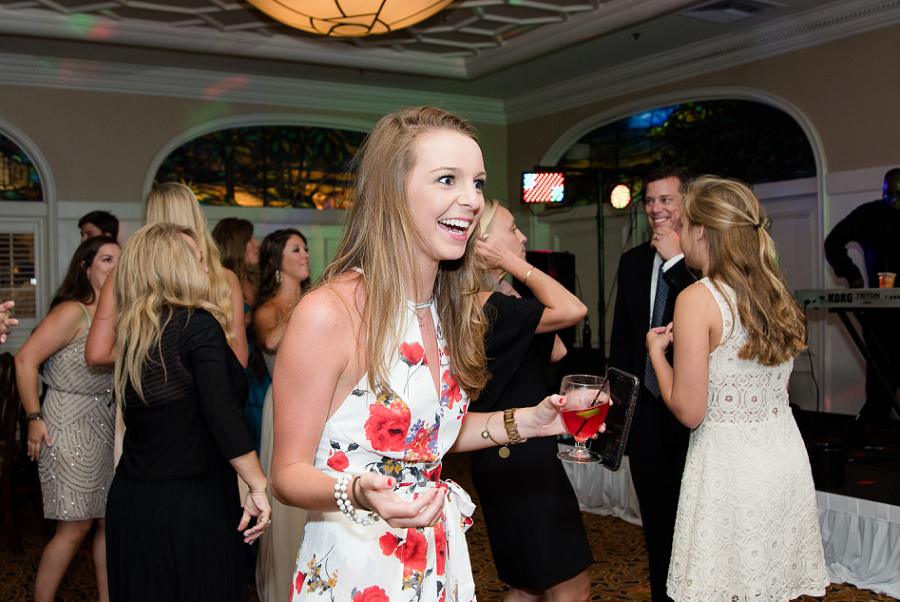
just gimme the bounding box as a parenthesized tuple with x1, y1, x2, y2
(247, 0, 453, 37)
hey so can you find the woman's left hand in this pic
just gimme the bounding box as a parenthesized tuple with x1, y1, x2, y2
(238, 488, 272, 544)
(529, 394, 567, 437)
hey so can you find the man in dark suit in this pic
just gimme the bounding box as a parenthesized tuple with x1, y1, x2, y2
(608, 166, 694, 602)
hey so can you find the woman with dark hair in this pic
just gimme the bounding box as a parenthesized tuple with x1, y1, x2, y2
(212, 217, 260, 324)
(252, 227, 310, 602)
(15, 235, 120, 602)
(105, 223, 271, 601)
(213, 217, 266, 456)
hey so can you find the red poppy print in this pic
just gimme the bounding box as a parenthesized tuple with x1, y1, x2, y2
(364, 396, 411, 452)
(397, 528, 428, 576)
(294, 571, 306, 594)
(423, 465, 442, 483)
(405, 425, 437, 463)
(326, 450, 349, 472)
(434, 519, 447, 576)
(352, 585, 390, 602)
(379, 532, 401, 556)
(441, 371, 461, 409)
(400, 342, 426, 366)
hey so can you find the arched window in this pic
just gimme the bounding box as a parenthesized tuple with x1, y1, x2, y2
(558, 99, 816, 204)
(0, 132, 43, 201)
(0, 131, 44, 326)
(154, 125, 366, 209)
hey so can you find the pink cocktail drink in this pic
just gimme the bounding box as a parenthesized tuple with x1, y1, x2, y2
(557, 374, 609, 464)
(562, 404, 610, 443)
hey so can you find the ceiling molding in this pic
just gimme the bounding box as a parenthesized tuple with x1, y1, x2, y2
(505, 0, 900, 122)
(0, 0, 707, 80)
(0, 52, 507, 124)
(0, 7, 470, 78)
(461, 0, 705, 78)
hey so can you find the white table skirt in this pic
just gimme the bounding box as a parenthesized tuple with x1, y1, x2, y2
(817, 491, 900, 598)
(557, 443, 642, 526)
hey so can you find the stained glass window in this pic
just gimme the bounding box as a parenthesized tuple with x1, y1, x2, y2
(0, 133, 43, 201)
(154, 125, 367, 209)
(558, 100, 815, 205)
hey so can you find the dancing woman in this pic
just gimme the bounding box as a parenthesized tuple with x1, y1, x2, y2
(212, 216, 260, 327)
(16, 236, 120, 602)
(253, 228, 310, 602)
(471, 199, 592, 601)
(105, 223, 270, 601)
(271, 106, 579, 601)
(646, 176, 828, 601)
(213, 216, 266, 452)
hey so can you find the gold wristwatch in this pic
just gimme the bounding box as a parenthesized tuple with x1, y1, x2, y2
(503, 408, 527, 444)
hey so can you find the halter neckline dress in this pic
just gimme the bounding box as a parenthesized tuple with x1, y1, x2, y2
(291, 299, 476, 601)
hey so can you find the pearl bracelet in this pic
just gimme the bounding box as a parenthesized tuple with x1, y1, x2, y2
(334, 475, 380, 526)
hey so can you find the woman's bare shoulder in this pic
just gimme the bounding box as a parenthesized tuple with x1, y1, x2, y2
(223, 267, 241, 288)
(296, 276, 362, 328)
(680, 280, 714, 302)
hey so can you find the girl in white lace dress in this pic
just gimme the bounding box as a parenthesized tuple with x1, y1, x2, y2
(271, 107, 578, 601)
(647, 176, 828, 601)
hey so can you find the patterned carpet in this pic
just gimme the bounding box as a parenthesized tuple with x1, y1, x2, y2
(0, 453, 896, 601)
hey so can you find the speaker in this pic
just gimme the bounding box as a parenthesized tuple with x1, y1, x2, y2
(513, 250, 577, 349)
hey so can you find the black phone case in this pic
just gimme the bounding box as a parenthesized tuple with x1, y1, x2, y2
(590, 367, 640, 471)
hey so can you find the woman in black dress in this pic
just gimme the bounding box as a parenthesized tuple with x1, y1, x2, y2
(471, 200, 594, 601)
(105, 223, 271, 601)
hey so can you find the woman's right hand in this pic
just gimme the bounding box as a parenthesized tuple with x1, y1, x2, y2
(646, 323, 674, 356)
(238, 488, 272, 544)
(475, 234, 516, 273)
(27, 420, 50, 461)
(354, 472, 447, 529)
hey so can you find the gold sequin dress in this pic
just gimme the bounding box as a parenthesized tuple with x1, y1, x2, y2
(38, 305, 115, 520)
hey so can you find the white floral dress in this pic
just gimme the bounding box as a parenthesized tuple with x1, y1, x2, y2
(291, 300, 475, 602)
(667, 279, 828, 601)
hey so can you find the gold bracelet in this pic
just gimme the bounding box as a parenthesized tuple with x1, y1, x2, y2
(504, 408, 527, 444)
(522, 266, 534, 286)
(481, 412, 510, 458)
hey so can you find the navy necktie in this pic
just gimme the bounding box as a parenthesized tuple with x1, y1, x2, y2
(644, 263, 669, 398)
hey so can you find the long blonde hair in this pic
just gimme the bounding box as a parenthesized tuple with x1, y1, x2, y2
(113, 223, 224, 403)
(320, 106, 489, 399)
(683, 176, 807, 365)
(145, 182, 236, 347)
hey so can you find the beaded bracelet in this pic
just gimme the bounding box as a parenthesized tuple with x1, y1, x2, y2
(334, 475, 380, 526)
